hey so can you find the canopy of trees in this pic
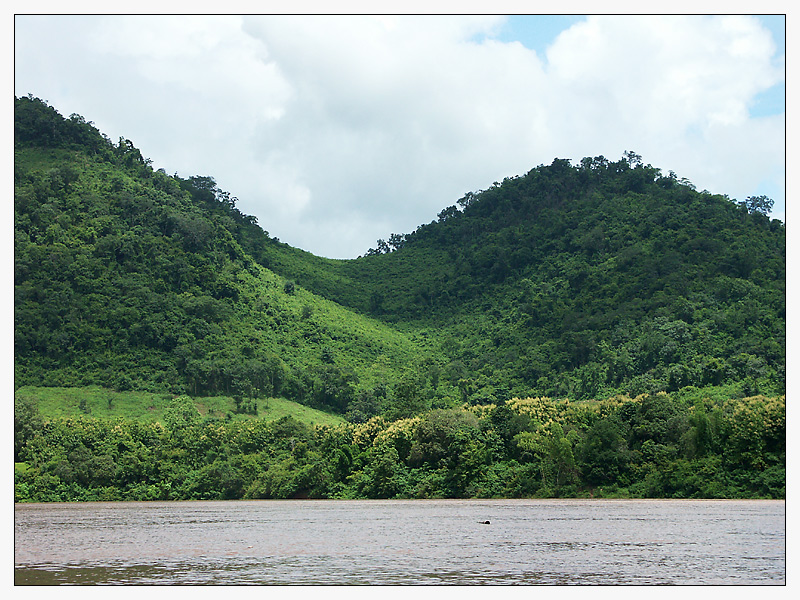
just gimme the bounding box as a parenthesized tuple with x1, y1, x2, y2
(14, 393, 785, 501)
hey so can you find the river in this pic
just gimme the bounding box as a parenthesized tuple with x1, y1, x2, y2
(14, 498, 785, 585)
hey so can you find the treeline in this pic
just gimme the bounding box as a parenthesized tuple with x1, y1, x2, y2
(15, 393, 785, 502)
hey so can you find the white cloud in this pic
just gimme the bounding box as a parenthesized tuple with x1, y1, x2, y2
(237, 15, 552, 252)
(14, 14, 785, 257)
(544, 16, 782, 139)
(532, 16, 785, 217)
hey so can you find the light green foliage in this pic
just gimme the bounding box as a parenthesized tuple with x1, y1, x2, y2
(162, 396, 201, 430)
(16, 386, 345, 428)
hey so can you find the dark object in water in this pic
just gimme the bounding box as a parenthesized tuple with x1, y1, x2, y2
(480, 521, 490, 525)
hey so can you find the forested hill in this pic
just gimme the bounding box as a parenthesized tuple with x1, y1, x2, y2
(14, 95, 785, 414)
(13, 95, 440, 420)
(256, 154, 786, 403)
(13, 95, 786, 503)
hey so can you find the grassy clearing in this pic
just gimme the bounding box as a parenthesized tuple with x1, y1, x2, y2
(15, 386, 345, 427)
(194, 395, 345, 427)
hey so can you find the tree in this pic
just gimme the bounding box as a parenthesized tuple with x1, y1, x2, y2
(744, 195, 774, 216)
(163, 395, 201, 430)
(457, 191, 476, 209)
(14, 396, 43, 463)
(579, 418, 630, 485)
(547, 423, 579, 488)
(357, 443, 407, 498)
(437, 205, 460, 222)
(387, 233, 406, 251)
(623, 150, 643, 167)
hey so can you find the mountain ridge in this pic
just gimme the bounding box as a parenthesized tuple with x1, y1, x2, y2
(13, 95, 786, 502)
(14, 95, 785, 415)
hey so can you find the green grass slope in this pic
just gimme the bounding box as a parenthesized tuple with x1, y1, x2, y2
(14, 386, 344, 427)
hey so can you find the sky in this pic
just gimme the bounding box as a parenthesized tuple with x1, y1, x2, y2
(14, 12, 787, 259)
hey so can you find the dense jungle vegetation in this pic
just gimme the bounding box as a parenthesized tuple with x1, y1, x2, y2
(14, 393, 785, 501)
(13, 95, 785, 501)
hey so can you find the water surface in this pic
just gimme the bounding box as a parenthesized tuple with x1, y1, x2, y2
(15, 499, 785, 585)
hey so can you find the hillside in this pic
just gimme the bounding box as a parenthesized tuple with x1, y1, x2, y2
(13, 95, 785, 502)
(13, 95, 449, 422)
(14, 96, 785, 410)
(248, 158, 786, 404)
(13, 385, 345, 427)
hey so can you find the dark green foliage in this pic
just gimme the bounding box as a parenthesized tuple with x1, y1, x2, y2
(579, 418, 630, 485)
(14, 396, 43, 463)
(15, 95, 111, 156)
(744, 195, 775, 216)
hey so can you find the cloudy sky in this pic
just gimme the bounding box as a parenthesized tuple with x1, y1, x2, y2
(14, 13, 786, 259)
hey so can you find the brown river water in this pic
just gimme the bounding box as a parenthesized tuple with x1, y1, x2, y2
(14, 498, 785, 585)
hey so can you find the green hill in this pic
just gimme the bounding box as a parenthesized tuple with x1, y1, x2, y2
(13, 95, 785, 502)
(14, 95, 785, 412)
(248, 159, 786, 404)
(13, 95, 450, 422)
